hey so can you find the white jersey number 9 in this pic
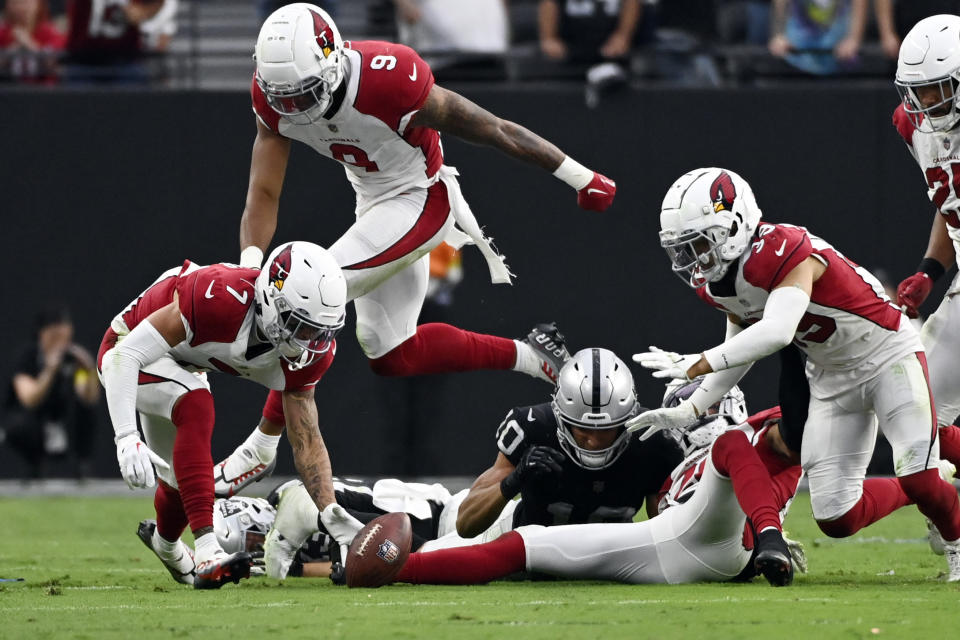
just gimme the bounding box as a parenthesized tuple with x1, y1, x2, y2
(370, 55, 397, 70)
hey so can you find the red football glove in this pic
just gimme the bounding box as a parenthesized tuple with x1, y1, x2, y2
(577, 172, 616, 212)
(897, 272, 934, 319)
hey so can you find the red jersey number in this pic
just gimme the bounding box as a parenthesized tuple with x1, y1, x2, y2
(330, 143, 379, 173)
(925, 164, 960, 228)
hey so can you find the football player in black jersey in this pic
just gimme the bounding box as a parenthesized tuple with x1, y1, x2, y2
(455, 347, 684, 538)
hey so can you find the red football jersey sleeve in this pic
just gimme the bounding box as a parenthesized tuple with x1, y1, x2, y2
(892, 103, 918, 146)
(742, 224, 813, 291)
(176, 263, 259, 347)
(280, 343, 336, 392)
(350, 41, 435, 132)
(746, 406, 783, 431)
(250, 73, 282, 133)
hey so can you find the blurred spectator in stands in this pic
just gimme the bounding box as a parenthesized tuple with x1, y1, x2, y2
(62, 0, 168, 82)
(426, 242, 463, 308)
(138, 0, 175, 52)
(392, 0, 509, 56)
(539, 0, 656, 64)
(768, 0, 867, 75)
(873, 0, 960, 60)
(0, 0, 65, 82)
(2, 306, 99, 478)
(716, 0, 772, 45)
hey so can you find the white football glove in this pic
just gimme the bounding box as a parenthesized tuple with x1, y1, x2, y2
(320, 503, 365, 566)
(115, 433, 170, 489)
(633, 346, 702, 381)
(625, 400, 699, 441)
(784, 535, 808, 574)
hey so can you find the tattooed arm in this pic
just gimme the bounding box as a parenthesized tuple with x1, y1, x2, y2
(410, 85, 564, 171)
(409, 84, 617, 211)
(282, 387, 336, 510)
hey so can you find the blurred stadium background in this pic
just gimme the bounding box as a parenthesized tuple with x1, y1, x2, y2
(1, 0, 951, 483)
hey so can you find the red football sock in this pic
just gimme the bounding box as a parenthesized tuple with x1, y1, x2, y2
(171, 389, 216, 535)
(370, 323, 516, 376)
(939, 425, 960, 467)
(711, 430, 782, 533)
(817, 478, 911, 538)
(154, 480, 189, 542)
(395, 531, 526, 584)
(900, 468, 960, 541)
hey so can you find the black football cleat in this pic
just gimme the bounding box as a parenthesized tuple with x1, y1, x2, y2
(522, 322, 571, 384)
(194, 551, 254, 589)
(137, 519, 196, 586)
(754, 529, 794, 587)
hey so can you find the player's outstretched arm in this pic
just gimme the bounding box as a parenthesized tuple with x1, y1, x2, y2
(897, 213, 955, 318)
(282, 387, 336, 510)
(456, 453, 516, 539)
(239, 118, 292, 268)
(410, 85, 616, 211)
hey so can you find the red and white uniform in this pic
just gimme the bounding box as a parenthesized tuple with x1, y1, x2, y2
(893, 105, 960, 428)
(97, 261, 334, 488)
(67, 0, 152, 59)
(514, 412, 802, 584)
(252, 41, 509, 359)
(697, 222, 937, 520)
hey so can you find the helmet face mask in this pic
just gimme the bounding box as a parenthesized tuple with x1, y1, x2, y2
(213, 497, 276, 554)
(552, 348, 639, 470)
(895, 14, 960, 133)
(662, 378, 748, 456)
(254, 241, 347, 370)
(659, 168, 761, 289)
(255, 3, 345, 125)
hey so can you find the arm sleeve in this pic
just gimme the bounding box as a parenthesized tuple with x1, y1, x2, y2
(688, 319, 752, 415)
(102, 320, 172, 439)
(702, 286, 810, 372)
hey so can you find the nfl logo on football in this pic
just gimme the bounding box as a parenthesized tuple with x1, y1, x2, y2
(377, 539, 400, 564)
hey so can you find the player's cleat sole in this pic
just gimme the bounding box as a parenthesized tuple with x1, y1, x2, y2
(136, 519, 196, 586)
(194, 551, 254, 589)
(521, 322, 571, 384)
(214, 452, 277, 498)
(755, 549, 794, 587)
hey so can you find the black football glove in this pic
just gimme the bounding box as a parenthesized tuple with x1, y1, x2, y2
(500, 445, 565, 499)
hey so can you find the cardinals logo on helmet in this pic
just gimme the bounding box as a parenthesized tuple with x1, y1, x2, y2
(710, 171, 737, 213)
(269, 244, 293, 291)
(311, 10, 335, 57)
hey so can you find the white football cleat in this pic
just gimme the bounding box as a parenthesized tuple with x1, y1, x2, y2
(264, 480, 320, 578)
(214, 444, 277, 498)
(519, 322, 571, 384)
(137, 519, 196, 586)
(943, 539, 960, 582)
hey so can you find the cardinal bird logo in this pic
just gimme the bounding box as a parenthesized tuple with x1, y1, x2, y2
(269, 244, 293, 291)
(710, 171, 737, 213)
(311, 10, 335, 58)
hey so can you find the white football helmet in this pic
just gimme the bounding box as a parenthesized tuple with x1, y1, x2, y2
(662, 377, 748, 456)
(254, 241, 346, 369)
(895, 14, 960, 133)
(255, 3, 345, 125)
(659, 168, 762, 287)
(552, 348, 639, 470)
(214, 497, 277, 554)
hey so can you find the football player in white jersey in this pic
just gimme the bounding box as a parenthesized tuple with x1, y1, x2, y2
(99, 241, 365, 589)
(892, 14, 960, 478)
(218, 3, 616, 492)
(627, 167, 960, 581)
(371, 385, 805, 587)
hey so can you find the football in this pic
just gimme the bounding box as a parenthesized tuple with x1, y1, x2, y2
(345, 512, 412, 588)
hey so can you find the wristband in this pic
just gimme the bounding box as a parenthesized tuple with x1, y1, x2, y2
(552, 156, 593, 191)
(240, 246, 265, 269)
(918, 257, 946, 283)
(499, 473, 521, 500)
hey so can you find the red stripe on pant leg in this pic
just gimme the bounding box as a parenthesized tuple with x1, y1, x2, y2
(395, 531, 526, 584)
(171, 389, 216, 535)
(342, 181, 450, 271)
(154, 480, 189, 542)
(711, 430, 782, 533)
(816, 478, 911, 538)
(370, 323, 517, 377)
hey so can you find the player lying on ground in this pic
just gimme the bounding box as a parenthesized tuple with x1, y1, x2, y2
(374, 382, 804, 587)
(99, 242, 364, 589)
(628, 167, 960, 581)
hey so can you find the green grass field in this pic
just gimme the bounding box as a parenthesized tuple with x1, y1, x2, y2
(1, 493, 957, 639)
